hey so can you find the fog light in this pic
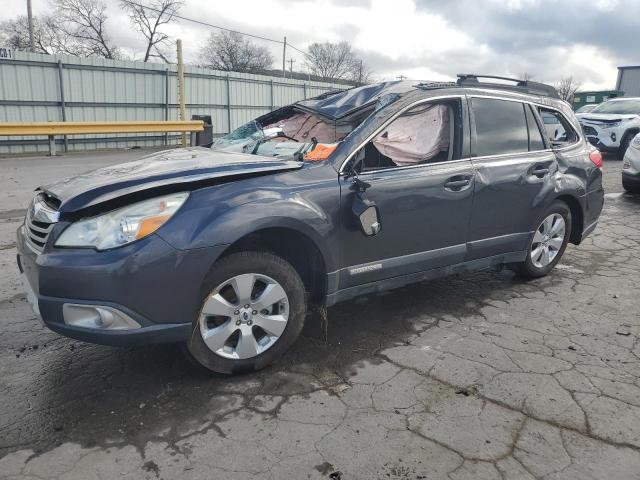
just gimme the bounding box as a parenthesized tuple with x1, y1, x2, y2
(63, 304, 141, 330)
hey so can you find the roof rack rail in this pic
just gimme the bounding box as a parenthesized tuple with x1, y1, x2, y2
(414, 81, 457, 90)
(456, 74, 560, 99)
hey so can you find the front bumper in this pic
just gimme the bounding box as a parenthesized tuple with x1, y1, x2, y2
(17, 225, 226, 346)
(581, 124, 625, 152)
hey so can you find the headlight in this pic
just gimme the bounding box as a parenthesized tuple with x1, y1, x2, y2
(632, 135, 640, 148)
(602, 121, 621, 129)
(56, 192, 189, 250)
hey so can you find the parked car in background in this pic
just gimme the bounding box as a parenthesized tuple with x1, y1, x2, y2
(578, 97, 640, 158)
(623, 133, 640, 193)
(575, 104, 598, 115)
(16, 75, 604, 374)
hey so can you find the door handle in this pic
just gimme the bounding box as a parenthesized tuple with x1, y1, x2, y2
(444, 178, 471, 191)
(531, 166, 550, 177)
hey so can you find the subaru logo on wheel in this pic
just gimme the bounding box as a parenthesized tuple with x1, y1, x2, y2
(242, 312, 249, 321)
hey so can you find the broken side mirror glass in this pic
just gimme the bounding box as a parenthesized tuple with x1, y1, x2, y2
(349, 165, 381, 236)
(352, 195, 381, 236)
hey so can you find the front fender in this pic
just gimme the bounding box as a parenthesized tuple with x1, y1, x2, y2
(158, 191, 339, 273)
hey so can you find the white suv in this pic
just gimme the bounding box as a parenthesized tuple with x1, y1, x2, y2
(579, 97, 640, 158)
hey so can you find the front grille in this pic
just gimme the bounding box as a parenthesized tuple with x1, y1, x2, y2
(24, 193, 59, 254)
(582, 125, 598, 136)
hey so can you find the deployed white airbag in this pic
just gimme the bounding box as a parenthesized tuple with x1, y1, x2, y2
(373, 104, 450, 166)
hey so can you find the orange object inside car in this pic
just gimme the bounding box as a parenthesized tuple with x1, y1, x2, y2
(304, 143, 337, 161)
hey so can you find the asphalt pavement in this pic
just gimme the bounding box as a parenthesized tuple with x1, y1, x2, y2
(0, 150, 639, 480)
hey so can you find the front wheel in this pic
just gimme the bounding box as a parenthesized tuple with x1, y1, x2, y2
(514, 201, 572, 278)
(184, 251, 307, 374)
(623, 177, 640, 194)
(619, 134, 633, 160)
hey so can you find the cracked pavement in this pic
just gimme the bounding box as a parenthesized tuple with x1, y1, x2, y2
(1, 152, 639, 479)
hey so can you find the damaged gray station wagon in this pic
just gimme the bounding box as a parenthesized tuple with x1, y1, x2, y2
(17, 74, 604, 374)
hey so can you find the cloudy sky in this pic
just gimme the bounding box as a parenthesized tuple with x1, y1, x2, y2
(7, 0, 640, 89)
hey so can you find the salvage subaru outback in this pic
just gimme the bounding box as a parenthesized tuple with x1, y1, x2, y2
(17, 74, 604, 374)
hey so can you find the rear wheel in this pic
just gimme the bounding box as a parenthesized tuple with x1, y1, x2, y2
(514, 201, 572, 278)
(184, 251, 306, 374)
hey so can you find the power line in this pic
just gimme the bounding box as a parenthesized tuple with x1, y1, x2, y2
(121, 0, 308, 55)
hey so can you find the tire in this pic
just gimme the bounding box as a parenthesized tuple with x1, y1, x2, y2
(514, 201, 572, 279)
(623, 178, 640, 194)
(619, 133, 633, 160)
(184, 251, 306, 374)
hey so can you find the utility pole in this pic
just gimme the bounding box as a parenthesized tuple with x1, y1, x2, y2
(396, 74, 407, 81)
(282, 36, 287, 78)
(288, 58, 296, 73)
(176, 39, 187, 147)
(27, 0, 35, 52)
(358, 59, 363, 86)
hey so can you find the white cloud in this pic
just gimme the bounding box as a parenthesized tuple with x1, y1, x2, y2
(4, 0, 634, 89)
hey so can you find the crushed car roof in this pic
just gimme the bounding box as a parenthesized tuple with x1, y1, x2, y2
(295, 81, 418, 120)
(295, 74, 561, 121)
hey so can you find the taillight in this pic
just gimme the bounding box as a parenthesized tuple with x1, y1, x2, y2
(589, 149, 603, 169)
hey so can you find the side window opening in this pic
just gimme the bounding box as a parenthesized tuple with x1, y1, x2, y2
(471, 98, 529, 157)
(537, 108, 578, 146)
(525, 104, 546, 151)
(353, 99, 462, 173)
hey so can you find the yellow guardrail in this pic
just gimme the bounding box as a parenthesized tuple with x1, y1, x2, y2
(0, 120, 204, 155)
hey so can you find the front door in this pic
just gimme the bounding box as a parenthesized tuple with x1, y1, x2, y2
(336, 97, 475, 289)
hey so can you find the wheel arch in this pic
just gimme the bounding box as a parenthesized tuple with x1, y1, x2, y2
(219, 226, 330, 303)
(554, 193, 584, 244)
(622, 127, 640, 148)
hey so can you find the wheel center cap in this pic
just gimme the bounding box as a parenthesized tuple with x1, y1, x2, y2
(239, 307, 253, 323)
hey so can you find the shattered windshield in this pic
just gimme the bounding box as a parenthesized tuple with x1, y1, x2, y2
(210, 110, 343, 161)
(209, 91, 403, 161)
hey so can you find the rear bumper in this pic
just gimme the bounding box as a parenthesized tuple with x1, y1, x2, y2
(17, 225, 226, 346)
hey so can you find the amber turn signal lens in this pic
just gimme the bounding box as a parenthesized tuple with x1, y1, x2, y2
(135, 214, 170, 239)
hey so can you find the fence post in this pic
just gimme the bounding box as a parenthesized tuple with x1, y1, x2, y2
(176, 39, 187, 147)
(57, 60, 68, 153)
(226, 74, 232, 133)
(164, 68, 169, 146)
(270, 79, 274, 111)
(303, 82, 307, 100)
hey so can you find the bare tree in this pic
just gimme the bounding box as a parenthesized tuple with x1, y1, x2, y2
(521, 72, 534, 81)
(52, 0, 118, 59)
(555, 76, 582, 103)
(350, 59, 375, 85)
(0, 15, 76, 55)
(121, 0, 183, 62)
(305, 41, 358, 80)
(199, 31, 273, 73)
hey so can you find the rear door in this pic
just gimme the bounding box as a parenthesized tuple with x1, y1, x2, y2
(467, 96, 556, 260)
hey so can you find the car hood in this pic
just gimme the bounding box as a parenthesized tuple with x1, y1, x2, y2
(580, 113, 639, 123)
(41, 147, 303, 213)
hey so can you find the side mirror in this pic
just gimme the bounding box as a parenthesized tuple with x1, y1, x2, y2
(352, 192, 381, 236)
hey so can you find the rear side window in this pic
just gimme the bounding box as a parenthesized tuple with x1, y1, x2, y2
(472, 98, 529, 156)
(536, 108, 579, 146)
(525, 105, 546, 151)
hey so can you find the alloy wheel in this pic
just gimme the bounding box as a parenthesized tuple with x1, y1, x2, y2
(198, 273, 289, 360)
(530, 213, 566, 268)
